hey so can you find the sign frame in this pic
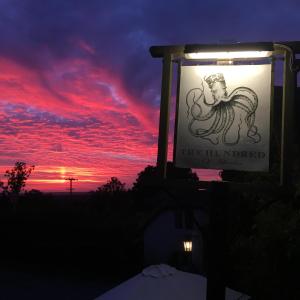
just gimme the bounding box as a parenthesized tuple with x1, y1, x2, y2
(150, 42, 299, 186)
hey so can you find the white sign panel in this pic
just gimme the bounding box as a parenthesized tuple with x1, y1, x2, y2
(174, 64, 271, 171)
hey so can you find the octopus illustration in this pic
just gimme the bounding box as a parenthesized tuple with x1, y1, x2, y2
(186, 73, 261, 145)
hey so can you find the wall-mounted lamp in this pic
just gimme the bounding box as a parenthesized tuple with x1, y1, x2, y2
(183, 240, 193, 252)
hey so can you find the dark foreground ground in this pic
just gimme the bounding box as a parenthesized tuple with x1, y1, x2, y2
(0, 260, 120, 300)
(0, 192, 143, 300)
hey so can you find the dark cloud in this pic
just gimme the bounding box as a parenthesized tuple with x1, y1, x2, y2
(0, 0, 299, 111)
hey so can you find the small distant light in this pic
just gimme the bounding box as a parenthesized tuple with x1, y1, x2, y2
(185, 51, 272, 60)
(183, 240, 193, 252)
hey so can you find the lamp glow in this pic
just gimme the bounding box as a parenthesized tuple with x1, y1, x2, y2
(185, 51, 272, 60)
(183, 240, 192, 252)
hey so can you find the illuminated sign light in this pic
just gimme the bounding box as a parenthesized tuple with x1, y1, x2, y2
(185, 51, 272, 60)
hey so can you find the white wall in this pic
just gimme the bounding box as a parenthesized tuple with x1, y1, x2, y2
(144, 209, 207, 273)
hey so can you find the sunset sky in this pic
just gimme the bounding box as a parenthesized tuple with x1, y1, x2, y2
(0, 0, 299, 191)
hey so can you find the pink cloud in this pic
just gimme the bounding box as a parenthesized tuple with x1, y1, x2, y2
(0, 56, 219, 191)
(0, 57, 159, 191)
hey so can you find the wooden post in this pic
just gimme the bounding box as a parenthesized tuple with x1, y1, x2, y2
(156, 53, 173, 179)
(280, 49, 296, 186)
(65, 177, 77, 200)
(206, 181, 228, 300)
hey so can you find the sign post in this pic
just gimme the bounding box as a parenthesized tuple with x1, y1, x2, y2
(157, 53, 173, 179)
(206, 181, 229, 300)
(274, 44, 297, 186)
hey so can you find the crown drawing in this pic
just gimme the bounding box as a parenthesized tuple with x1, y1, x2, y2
(204, 73, 226, 89)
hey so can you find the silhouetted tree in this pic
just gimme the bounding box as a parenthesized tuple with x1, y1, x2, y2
(25, 189, 43, 196)
(2, 162, 35, 195)
(0, 181, 6, 193)
(97, 177, 126, 195)
(132, 161, 199, 192)
(89, 177, 129, 213)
